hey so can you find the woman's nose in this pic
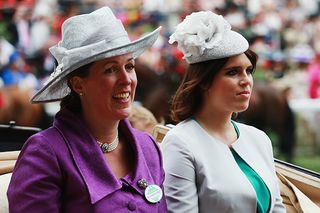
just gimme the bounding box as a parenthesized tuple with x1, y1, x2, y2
(239, 72, 252, 86)
(119, 69, 132, 85)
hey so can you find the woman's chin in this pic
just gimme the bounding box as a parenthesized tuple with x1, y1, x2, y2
(236, 105, 249, 113)
(116, 107, 132, 119)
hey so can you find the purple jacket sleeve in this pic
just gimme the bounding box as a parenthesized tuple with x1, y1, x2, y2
(7, 134, 62, 213)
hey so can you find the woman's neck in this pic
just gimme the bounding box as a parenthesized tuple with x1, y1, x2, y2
(195, 110, 237, 146)
(81, 110, 119, 144)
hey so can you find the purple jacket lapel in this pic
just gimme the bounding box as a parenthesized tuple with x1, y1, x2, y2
(53, 109, 154, 204)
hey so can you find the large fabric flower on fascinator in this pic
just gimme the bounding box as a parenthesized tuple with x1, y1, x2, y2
(169, 11, 249, 64)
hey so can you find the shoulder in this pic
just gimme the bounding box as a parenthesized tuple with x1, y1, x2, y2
(131, 127, 163, 161)
(235, 121, 262, 132)
(236, 121, 270, 141)
(17, 127, 69, 167)
(11, 128, 63, 186)
(22, 127, 57, 151)
(164, 119, 199, 142)
(163, 119, 205, 146)
(132, 128, 158, 149)
(28, 126, 61, 146)
(161, 120, 198, 159)
(235, 121, 274, 157)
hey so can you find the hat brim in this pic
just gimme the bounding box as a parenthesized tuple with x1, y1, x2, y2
(31, 27, 161, 103)
(186, 30, 249, 64)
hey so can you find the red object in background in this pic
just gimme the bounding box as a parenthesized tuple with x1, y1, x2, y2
(173, 48, 184, 60)
(0, 0, 16, 8)
(0, 0, 35, 19)
(19, 0, 34, 7)
(0, 0, 34, 8)
(0, 91, 4, 108)
(307, 56, 320, 99)
(173, 48, 186, 75)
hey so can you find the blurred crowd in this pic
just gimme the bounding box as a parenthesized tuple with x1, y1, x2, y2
(1, 0, 320, 128)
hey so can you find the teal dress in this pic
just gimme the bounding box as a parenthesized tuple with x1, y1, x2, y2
(231, 121, 271, 213)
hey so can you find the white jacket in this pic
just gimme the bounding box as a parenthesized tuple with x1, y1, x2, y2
(161, 119, 286, 213)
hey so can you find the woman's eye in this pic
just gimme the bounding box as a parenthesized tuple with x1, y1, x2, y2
(105, 67, 117, 74)
(125, 64, 135, 72)
(246, 67, 254, 74)
(226, 69, 237, 76)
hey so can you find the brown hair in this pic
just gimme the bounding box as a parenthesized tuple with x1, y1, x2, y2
(60, 63, 93, 113)
(171, 49, 258, 123)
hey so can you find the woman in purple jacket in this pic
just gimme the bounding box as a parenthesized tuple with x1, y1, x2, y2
(7, 7, 167, 213)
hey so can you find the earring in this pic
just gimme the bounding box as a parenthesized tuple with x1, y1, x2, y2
(79, 92, 84, 96)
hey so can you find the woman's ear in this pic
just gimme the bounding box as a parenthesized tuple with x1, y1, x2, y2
(68, 76, 84, 95)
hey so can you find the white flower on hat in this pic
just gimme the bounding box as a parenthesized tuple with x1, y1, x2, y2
(169, 11, 231, 59)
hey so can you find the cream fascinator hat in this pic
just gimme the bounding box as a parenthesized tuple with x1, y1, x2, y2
(32, 7, 161, 103)
(169, 11, 248, 64)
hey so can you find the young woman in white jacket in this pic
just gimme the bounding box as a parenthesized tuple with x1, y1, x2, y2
(161, 11, 286, 213)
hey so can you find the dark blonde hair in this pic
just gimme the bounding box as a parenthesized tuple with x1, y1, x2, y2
(60, 62, 93, 113)
(171, 49, 258, 123)
(128, 104, 159, 134)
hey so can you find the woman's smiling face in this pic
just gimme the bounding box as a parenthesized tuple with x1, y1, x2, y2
(71, 53, 137, 120)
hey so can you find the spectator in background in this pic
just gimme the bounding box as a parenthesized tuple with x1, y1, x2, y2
(13, 3, 32, 52)
(0, 51, 37, 89)
(26, 1, 53, 57)
(0, 36, 15, 69)
(307, 52, 320, 99)
(0, 51, 25, 86)
(129, 103, 160, 135)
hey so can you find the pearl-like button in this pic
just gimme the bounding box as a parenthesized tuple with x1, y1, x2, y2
(137, 179, 148, 189)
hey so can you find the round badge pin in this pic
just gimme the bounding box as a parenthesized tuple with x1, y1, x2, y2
(144, 184, 163, 203)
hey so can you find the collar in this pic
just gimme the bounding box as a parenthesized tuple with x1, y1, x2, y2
(53, 108, 154, 204)
(118, 120, 155, 197)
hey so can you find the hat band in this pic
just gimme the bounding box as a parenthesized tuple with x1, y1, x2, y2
(44, 35, 132, 88)
(61, 36, 130, 70)
(50, 20, 128, 63)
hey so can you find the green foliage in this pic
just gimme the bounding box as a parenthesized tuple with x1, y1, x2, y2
(0, 22, 11, 40)
(293, 155, 320, 173)
(268, 129, 320, 173)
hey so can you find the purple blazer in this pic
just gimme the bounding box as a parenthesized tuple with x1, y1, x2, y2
(7, 108, 168, 212)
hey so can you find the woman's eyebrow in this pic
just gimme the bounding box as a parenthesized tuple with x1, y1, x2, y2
(223, 65, 253, 70)
(105, 58, 134, 64)
(222, 65, 241, 70)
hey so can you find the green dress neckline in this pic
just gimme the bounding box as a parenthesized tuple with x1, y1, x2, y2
(231, 120, 271, 213)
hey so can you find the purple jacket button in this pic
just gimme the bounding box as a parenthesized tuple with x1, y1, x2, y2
(128, 201, 136, 211)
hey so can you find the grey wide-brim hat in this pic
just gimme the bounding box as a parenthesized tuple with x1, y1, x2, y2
(31, 7, 161, 103)
(169, 11, 249, 64)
